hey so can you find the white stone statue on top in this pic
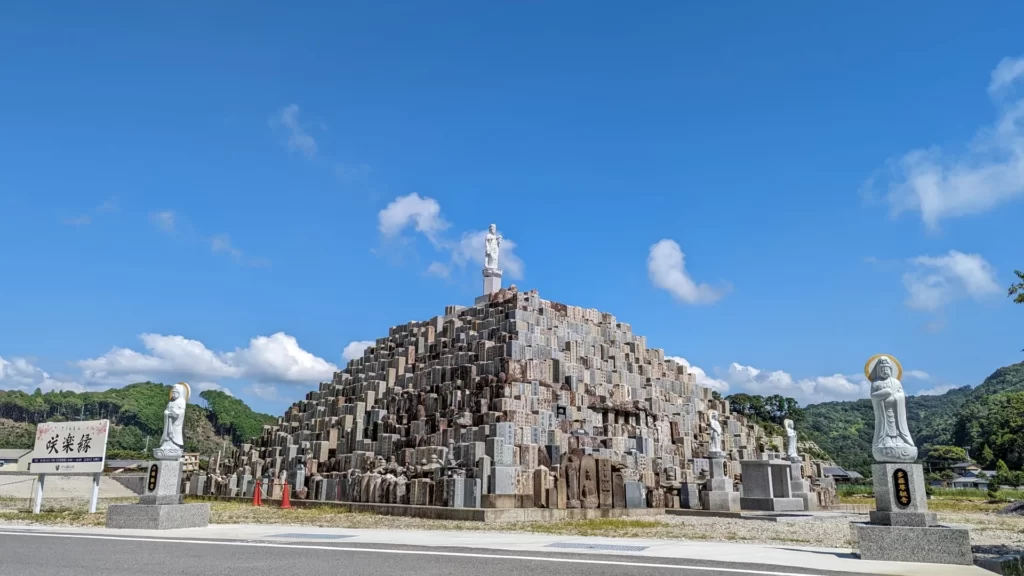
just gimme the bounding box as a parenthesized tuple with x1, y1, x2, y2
(484, 224, 502, 272)
(866, 354, 917, 463)
(785, 418, 800, 462)
(154, 382, 190, 461)
(708, 410, 724, 458)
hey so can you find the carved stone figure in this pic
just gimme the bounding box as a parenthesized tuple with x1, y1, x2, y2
(784, 419, 800, 462)
(707, 410, 724, 457)
(867, 355, 917, 462)
(484, 223, 502, 270)
(154, 382, 189, 460)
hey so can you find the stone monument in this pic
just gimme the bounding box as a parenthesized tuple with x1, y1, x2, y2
(701, 411, 739, 512)
(107, 382, 211, 529)
(785, 419, 817, 511)
(739, 459, 803, 511)
(853, 355, 972, 565)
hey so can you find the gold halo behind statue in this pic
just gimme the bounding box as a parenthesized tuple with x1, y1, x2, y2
(169, 381, 191, 402)
(864, 354, 902, 381)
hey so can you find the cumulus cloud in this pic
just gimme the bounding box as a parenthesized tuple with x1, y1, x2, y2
(277, 104, 317, 157)
(904, 370, 931, 380)
(916, 384, 958, 396)
(903, 250, 1000, 312)
(425, 261, 450, 278)
(78, 332, 336, 386)
(870, 54, 1024, 228)
(149, 211, 176, 233)
(665, 356, 730, 393)
(377, 193, 526, 281)
(195, 381, 233, 397)
(0, 356, 87, 393)
(648, 239, 726, 305)
(721, 363, 870, 405)
(249, 383, 280, 401)
(342, 340, 374, 362)
(378, 193, 449, 244)
(453, 229, 525, 280)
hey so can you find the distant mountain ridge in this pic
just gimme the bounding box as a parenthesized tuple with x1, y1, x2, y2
(802, 362, 1024, 476)
(0, 382, 276, 457)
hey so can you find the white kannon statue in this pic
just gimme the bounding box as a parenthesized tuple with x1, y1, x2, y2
(867, 355, 917, 463)
(708, 410, 724, 457)
(484, 224, 502, 271)
(154, 382, 190, 460)
(785, 418, 800, 462)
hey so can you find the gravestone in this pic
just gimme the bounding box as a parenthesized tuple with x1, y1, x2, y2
(596, 458, 613, 508)
(579, 455, 599, 509)
(624, 481, 646, 508)
(612, 471, 626, 508)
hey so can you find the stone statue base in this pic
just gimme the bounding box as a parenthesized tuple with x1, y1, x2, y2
(738, 460, 804, 512)
(700, 456, 739, 512)
(483, 268, 502, 296)
(153, 446, 183, 461)
(853, 463, 971, 565)
(105, 460, 210, 530)
(789, 462, 818, 512)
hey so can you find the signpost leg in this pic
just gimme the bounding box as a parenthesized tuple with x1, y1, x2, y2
(33, 474, 45, 514)
(90, 472, 100, 513)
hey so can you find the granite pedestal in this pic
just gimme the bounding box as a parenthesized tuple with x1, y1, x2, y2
(788, 462, 818, 512)
(701, 456, 739, 512)
(106, 460, 210, 530)
(854, 463, 971, 565)
(739, 460, 804, 512)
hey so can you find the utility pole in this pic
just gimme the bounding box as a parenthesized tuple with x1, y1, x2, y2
(144, 436, 150, 453)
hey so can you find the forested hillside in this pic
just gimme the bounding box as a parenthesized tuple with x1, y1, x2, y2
(803, 362, 1024, 476)
(0, 382, 277, 457)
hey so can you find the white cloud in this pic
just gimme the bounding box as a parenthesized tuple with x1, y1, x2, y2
(665, 356, 730, 393)
(916, 384, 958, 396)
(903, 250, 1000, 312)
(453, 229, 525, 280)
(149, 211, 176, 233)
(425, 261, 450, 278)
(873, 55, 1024, 228)
(377, 193, 449, 244)
(721, 362, 870, 405)
(78, 332, 336, 386)
(249, 383, 280, 401)
(904, 370, 931, 380)
(377, 194, 526, 282)
(990, 56, 1024, 96)
(195, 381, 233, 397)
(342, 340, 374, 362)
(278, 104, 317, 157)
(0, 356, 87, 393)
(648, 239, 726, 305)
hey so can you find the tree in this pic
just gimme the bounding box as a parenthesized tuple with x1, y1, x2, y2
(1009, 270, 1024, 304)
(981, 445, 995, 467)
(924, 445, 968, 467)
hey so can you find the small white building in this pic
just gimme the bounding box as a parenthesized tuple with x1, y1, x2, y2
(0, 449, 33, 471)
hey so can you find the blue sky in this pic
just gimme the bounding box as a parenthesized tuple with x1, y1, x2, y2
(1, 3, 1022, 415)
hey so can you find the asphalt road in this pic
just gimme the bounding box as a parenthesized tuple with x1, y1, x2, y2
(0, 531, 876, 576)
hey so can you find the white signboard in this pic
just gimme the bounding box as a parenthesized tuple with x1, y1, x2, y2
(30, 419, 109, 474)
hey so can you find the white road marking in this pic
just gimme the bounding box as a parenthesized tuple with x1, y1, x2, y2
(0, 531, 830, 576)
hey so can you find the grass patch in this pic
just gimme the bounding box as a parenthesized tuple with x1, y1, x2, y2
(0, 507, 105, 526)
(522, 518, 664, 535)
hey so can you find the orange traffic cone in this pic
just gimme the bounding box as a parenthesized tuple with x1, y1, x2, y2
(252, 479, 263, 507)
(280, 480, 292, 509)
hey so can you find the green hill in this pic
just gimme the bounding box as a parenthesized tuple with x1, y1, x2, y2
(802, 362, 1024, 476)
(0, 382, 277, 457)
